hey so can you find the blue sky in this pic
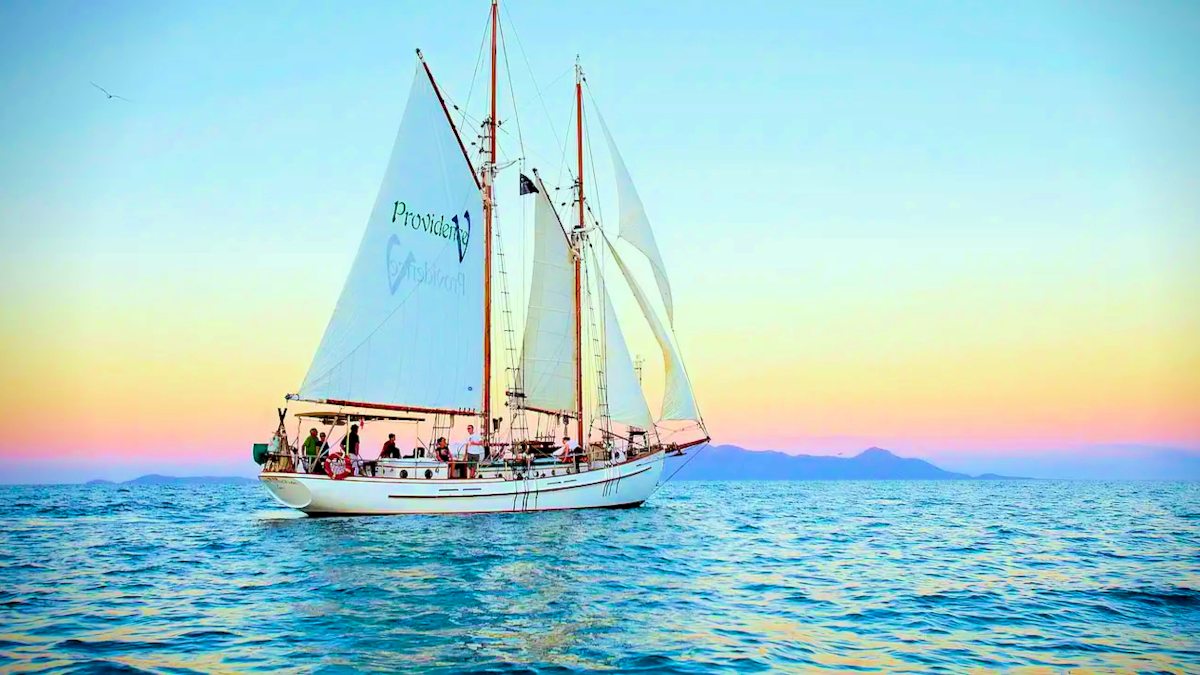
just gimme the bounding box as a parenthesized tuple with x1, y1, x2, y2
(0, 1, 1197, 481)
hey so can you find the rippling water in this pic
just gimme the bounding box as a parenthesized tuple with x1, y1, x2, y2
(1, 480, 1198, 673)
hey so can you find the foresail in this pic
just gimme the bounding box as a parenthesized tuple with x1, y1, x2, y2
(602, 234, 699, 422)
(597, 269, 654, 429)
(299, 63, 484, 410)
(519, 184, 577, 412)
(597, 112, 675, 326)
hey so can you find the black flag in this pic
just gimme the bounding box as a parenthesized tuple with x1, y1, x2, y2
(519, 173, 538, 195)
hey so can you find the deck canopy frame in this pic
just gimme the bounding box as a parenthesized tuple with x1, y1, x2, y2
(294, 411, 425, 426)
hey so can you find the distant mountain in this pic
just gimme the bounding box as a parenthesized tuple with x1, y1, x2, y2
(87, 474, 257, 486)
(938, 445, 1200, 481)
(666, 445, 1026, 480)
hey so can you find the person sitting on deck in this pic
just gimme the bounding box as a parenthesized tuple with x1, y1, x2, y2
(552, 437, 569, 463)
(379, 433, 400, 459)
(555, 436, 581, 459)
(556, 435, 583, 471)
(501, 445, 531, 469)
(433, 437, 451, 463)
(302, 428, 320, 473)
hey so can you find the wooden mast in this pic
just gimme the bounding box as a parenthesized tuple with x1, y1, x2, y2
(483, 0, 497, 442)
(573, 58, 585, 447)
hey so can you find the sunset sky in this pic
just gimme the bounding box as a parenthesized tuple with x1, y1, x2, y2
(1, 1, 1197, 482)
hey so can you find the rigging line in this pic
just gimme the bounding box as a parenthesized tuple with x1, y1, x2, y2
(500, 2, 565, 152)
(458, 11, 493, 136)
(555, 87, 576, 203)
(581, 97, 606, 231)
(497, 16, 525, 161)
(651, 440, 710, 495)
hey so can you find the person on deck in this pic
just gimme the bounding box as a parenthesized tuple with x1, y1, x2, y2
(464, 424, 484, 477)
(434, 437, 451, 463)
(319, 432, 329, 452)
(557, 435, 582, 472)
(341, 424, 361, 456)
(340, 424, 361, 475)
(302, 428, 321, 473)
(380, 433, 400, 459)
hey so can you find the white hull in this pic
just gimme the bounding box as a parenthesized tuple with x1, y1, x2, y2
(259, 451, 665, 515)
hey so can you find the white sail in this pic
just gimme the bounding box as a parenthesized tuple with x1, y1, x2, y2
(299, 63, 484, 410)
(519, 184, 577, 412)
(597, 112, 675, 326)
(597, 271, 654, 430)
(602, 235, 699, 422)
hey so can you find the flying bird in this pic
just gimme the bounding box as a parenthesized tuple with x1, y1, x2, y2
(91, 81, 130, 102)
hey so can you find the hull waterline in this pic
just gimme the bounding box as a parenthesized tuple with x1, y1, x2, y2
(259, 451, 665, 515)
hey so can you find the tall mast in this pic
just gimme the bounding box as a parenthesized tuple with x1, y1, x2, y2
(574, 57, 585, 446)
(483, 0, 497, 440)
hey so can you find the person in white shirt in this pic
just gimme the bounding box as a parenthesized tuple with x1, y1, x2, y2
(556, 435, 583, 471)
(552, 436, 571, 462)
(464, 424, 485, 477)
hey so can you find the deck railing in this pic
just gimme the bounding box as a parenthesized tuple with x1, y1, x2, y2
(260, 446, 618, 479)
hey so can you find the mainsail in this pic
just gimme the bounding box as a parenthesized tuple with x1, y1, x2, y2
(602, 234, 699, 422)
(597, 113, 675, 326)
(519, 181, 577, 412)
(299, 63, 484, 411)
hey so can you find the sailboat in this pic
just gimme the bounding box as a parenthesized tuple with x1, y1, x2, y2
(256, 1, 708, 515)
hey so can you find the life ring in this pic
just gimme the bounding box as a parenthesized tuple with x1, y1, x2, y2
(324, 452, 353, 480)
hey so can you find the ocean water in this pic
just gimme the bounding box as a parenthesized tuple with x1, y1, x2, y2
(1, 481, 1198, 673)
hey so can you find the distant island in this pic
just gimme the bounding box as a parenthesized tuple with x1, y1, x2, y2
(86, 474, 258, 486)
(665, 446, 1028, 480)
(77, 449, 1024, 485)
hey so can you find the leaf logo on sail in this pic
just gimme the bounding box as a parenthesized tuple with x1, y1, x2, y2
(454, 211, 471, 263)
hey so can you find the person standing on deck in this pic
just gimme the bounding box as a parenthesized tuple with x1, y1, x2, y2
(341, 424, 361, 456)
(464, 424, 484, 478)
(341, 424, 361, 475)
(302, 428, 320, 473)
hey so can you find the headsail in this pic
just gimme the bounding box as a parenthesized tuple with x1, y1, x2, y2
(299, 62, 484, 411)
(602, 234, 699, 422)
(519, 180, 577, 412)
(596, 263, 654, 429)
(597, 112, 675, 326)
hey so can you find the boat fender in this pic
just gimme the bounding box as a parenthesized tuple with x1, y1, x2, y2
(324, 452, 353, 480)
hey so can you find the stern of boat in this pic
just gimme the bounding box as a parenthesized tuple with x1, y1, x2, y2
(259, 474, 313, 509)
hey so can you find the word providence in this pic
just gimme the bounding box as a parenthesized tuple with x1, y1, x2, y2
(391, 200, 471, 256)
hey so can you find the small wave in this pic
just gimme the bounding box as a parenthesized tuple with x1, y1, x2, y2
(1104, 587, 1200, 607)
(55, 638, 170, 655)
(62, 659, 158, 674)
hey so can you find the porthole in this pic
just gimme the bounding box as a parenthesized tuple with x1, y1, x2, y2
(400, 470, 408, 479)
(424, 469, 433, 479)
